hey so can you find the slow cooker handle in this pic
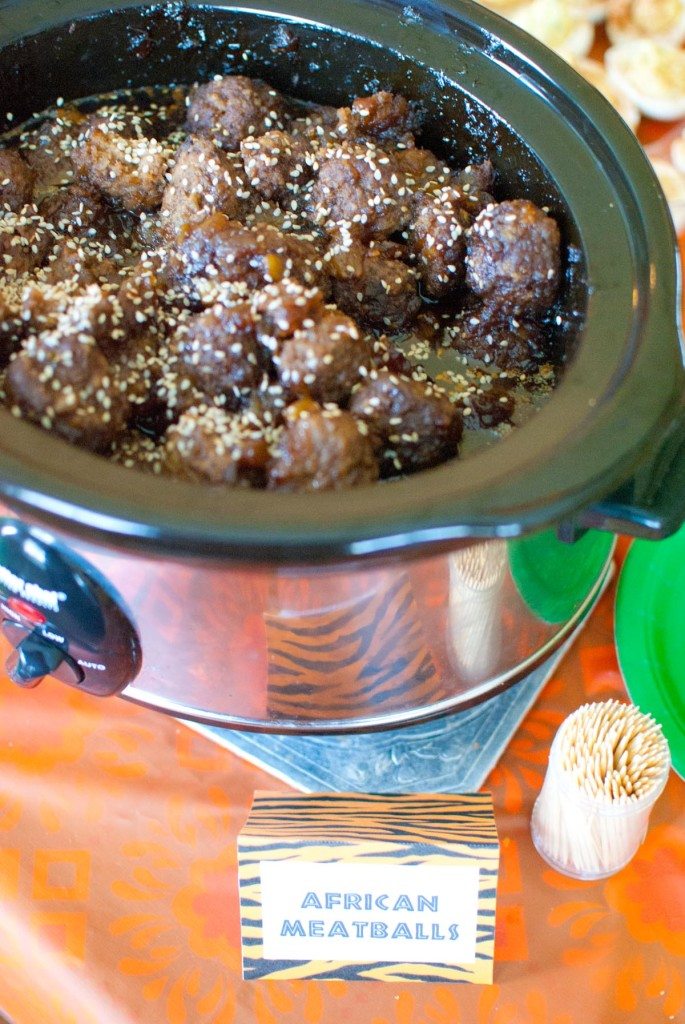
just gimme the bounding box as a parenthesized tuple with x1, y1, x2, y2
(582, 409, 685, 539)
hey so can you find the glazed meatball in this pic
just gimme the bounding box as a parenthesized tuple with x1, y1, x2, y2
(396, 147, 453, 195)
(336, 91, 422, 143)
(459, 380, 516, 429)
(276, 310, 373, 405)
(56, 269, 161, 363)
(408, 187, 472, 299)
(0, 291, 22, 364)
(164, 405, 270, 486)
(456, 161, 495, 214)
(268, 403, 378, 490)
(6, 329, 129, 451)
(21, 282, 81, 335)
(175, 213, 326, 293)
(123, 342, 204, 436)
(39, 182, 110, 236)
(240, 130, 313, 201)
(0, 208, 57, 277)
(309, 143, 410, 240)
(20, 107, 86, 190)
(111, 430, 166, 474)
(186, 75, 289, 151)
(168, 302, 265, 405)
(466, 199, 561, 315)
(160, 136, 249, 239)
(448, 307, 549, 374)
(0, 149, 36, 212)
(350, 369, 463, 475)
(289, 104, 339, 146)
(72, 127, 172, 212)
(116, 256, 161, 322)
(42, 237, 119, 287)
(252, 280, 326, 344)
(332, 254, 421, 332)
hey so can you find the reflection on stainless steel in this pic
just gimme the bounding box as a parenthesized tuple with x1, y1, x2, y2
(447, 542, 507, 681)
(263, 569, 440, 721)
(49, 527, 615, 731)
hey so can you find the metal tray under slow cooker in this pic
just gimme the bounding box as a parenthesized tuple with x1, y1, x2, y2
(0, 0, 683, 732)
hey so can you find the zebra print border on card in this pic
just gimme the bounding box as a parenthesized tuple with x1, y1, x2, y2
(238, 792, 499, 984)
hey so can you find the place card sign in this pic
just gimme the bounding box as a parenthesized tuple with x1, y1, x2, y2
(238, 792, 499, 983)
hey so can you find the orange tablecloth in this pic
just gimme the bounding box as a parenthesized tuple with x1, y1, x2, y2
(0, 539, 683, 1024)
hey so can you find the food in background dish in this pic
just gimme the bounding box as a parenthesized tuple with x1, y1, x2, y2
(670, 126, 685, 173)
(567, 0, 610, 24)
(0, 77, 567, 490)
(648, 156, 685, 233)
(606, 0, 685, 47)
(510, 0, 595, 58)
(567, 56, 640, 130)
(605, 40, 685, 120)
(476, 0, 685, 230)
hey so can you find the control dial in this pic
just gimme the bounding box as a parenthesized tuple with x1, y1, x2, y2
(1, 620, 84, 687)
(0, 519, 141, 696)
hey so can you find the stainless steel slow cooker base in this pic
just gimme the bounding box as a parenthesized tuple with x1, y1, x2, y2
(0, 510, 614, 731)
(122, 548, 615, 733)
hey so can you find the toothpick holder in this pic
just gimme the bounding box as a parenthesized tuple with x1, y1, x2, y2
(531, 701, 670, 880)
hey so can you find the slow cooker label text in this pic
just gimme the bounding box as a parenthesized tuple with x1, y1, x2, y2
(0, 566, 66, 614)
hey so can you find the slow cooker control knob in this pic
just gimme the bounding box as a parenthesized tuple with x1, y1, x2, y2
(4, 634, 82, 689)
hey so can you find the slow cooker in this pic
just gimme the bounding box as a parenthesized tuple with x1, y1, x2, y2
(0, 0, 683, 732)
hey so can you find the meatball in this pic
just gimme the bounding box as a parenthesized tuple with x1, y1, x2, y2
(185, 75, 288, 151)
(6, 328, 129, 452)
(466, 199, 561, 314)
(396, 147, 453, 195)
(0, 291, 23, 365)
(350, 369, 463, 475)
(21, 282, 82, 335)
(276, 310, 373, 405)
(54, 284, 120, 352)
(336, 91, 422, 143)
(448, 307, 549, 374)
(114, 334, 170, 428)
(175, 213, 326, 293)
(408, 187, 472, 299)
(456, 161, 495, 214)
(0, 208, 57, 277)
(240, 130, 313, 200)
(168, 302, 265, 405)
(39, 182, 110, 236)
(164, 405, 270, 486)
(251, 280, 326, 344)
(459, 380, 516, 430)
(289, 104, 339, 146)
(114, 260, 163, 345)
(42, 237, 119, 287)
(72, 127, 172, 212)
(160, 136, 249, 239)
(42, 270, 160, 364)
(268, 403, 378, 490)
(20, 106, 86, 190)
(111, 430, 166, 474)
(0, 149, 36, 212)
(309, 143, 410, 240)
(332, 253, 421, 332)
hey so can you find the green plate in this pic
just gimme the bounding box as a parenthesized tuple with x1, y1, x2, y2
(615, 528, 685, 779)
(508, 529, 615, 624)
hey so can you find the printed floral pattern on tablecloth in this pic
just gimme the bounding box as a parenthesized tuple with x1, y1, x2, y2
(545, 822, 685, 1020)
